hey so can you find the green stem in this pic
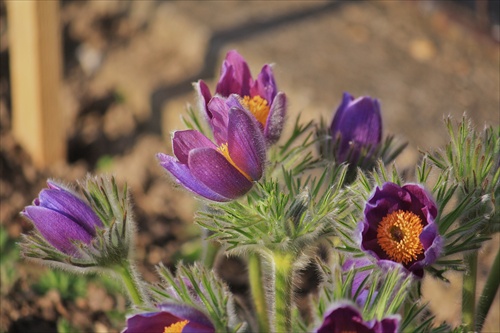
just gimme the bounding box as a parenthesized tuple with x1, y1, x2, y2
(273, 252, 294, 333)
(476, 246, 500, 332)
(203, 239, 220, 269)
(115, 261, 147, 306)
(248, 253, 270, 333)
(462, 250, 478, 331)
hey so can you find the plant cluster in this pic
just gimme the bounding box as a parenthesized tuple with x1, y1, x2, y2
(19, 50, 499, 332)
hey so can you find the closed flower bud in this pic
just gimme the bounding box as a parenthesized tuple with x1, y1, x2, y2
(22, 180, 103, 257)
(330, 92, 382, 166)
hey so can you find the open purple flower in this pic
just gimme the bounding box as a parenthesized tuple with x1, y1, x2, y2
(330, 92, 382, 165)
(157, 100, 266, 202)
(22, 181, 103, 256)
(196, 50, 287, 144)
(123, 303, 215, 333)
(359, 182, 443, 278)
(316, 302, 399, 333)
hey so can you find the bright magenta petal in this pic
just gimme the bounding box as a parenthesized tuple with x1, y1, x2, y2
(227, 107, 266, 181)
(188, 148, 253, 199)
(157, 153, 231, 202)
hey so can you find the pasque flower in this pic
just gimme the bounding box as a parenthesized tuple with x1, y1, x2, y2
(330, 92, 382, 165)
(157, 97, 266, 202)
(359, 182, 443, 278)
(123, 303, 215, 333)
(22, 181, 104, 256)
(196, 50, 286, 144)
(316, 302, 399, 333)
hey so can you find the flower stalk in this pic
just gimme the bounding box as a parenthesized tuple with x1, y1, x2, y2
(476, 246, 500, 332)
(114, 261, 148, 307)
(248, 253, 270, 333)
(273, 252, 294, 333)
(462, 250, 477, 331)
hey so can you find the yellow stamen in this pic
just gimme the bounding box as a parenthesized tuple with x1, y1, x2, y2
(217, 143, 252, 181)
(376, 210, 424, 264)
(164, 320, 189, 333)
(240, 95, 270, 127)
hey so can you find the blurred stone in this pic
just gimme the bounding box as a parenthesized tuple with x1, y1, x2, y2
(409, 38, 436, 62)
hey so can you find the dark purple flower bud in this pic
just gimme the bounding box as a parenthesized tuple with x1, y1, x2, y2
(157, 102, 266, 202)
(195, 50, 286, 144)
(358, 182, 443, 278)
(22, 181, 104, 256)
(316, 302, 400, 333)
(330, 92, 382, 165)
(123, 303, 215, 333)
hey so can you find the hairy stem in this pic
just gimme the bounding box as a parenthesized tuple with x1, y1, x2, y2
(248, 253, 270, 332)
(273, 252, 294, 333)
(476, 245, 500, 332)
(115, 261, 148, 306)
(462, 250, 478, 331)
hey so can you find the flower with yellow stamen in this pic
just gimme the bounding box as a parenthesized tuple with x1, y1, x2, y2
(196, 50, 287, 144)
(123, 303, 215, 333)
(359, 182, 443, 278)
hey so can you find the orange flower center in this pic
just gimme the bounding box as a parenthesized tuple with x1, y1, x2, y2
(164, 320, 189, 333)
(217, 143, 252, 181)
(240, 95, 270, 126)
(376, 210, 424, 264)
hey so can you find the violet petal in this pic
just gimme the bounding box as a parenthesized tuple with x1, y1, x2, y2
(157, 153, 231, 202)
(227, 107, 266, 181)
(24, 206, 94, 255)
(265, 92, 287, 144)
(188, 148, 253, 199)
(172, 130, 217, 164)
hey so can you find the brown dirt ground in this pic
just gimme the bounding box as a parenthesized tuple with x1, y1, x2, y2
(1, 1, 499, 332)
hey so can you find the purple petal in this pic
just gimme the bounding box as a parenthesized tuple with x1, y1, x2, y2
(265, 92, 287, 144)
(378, 315, 400, 333)
(188, 148, 253, 199)
(215, 50, 252, 97)
(157, 153, 231, 202)
(158, 303, 215, 331)
(330, 92, 354, 134)
(227, 107, 266, 181)
(23, 206, 93, 255)
(195, 80, 212, 117)
(38, 189, 103, 235)
(123, 311, 183, 333)
(317, 302, 377, 333)
(207, 96, 231, 145)
(250, 64, 277, 104)
(337, 97, 382, 149)
(172, 130, 217, 164)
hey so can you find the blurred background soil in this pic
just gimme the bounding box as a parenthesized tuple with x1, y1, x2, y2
(0, 1, 499, 332)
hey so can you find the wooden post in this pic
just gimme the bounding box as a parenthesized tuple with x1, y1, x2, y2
(8, 0, 65, 167)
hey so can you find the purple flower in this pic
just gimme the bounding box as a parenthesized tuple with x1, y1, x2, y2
(157, 100, 266, 202)
(22, 181, 103, 256)
(123, 303, 215, 333)
(359, 182, 443, 278)
(316, 302, 399, 333)
(330, 92, 382, 165)
(196, 50, 287, 144)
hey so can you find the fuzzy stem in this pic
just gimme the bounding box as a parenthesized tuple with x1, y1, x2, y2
(248, 253, 270, 333)
(462, 250, 478, 331)
(476, 246, 500, 332)
(115, 261, 147, 306)
(203, 240, 220, 269)
(273, 252, 294, 333)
